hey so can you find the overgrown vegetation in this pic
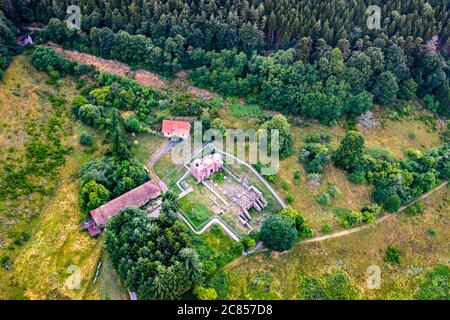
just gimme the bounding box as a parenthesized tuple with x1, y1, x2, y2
(106, 203, 203, 299)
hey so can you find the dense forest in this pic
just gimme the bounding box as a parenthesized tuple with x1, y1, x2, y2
(2, 0, 449, 50)
(1, 1, 449, 120)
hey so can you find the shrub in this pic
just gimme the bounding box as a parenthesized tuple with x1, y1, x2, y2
(282, 182, 289, 190)
(125, 116, 143, 133)
(334, 131, 365, 171)
(230, 242, 245, 256)
(0, 255, 12, 269)
(360, 203, 383, 223)
(79, 132, 95, 146)
(317, 193, 332, 206)
(383, 194, 401, 213)
(321, 224, 333, 233)
(341, 210, 363, 227)
(408, 131, 417, 140)
(348, 170, 366, 184)
(80, 180, 111, 211)
(384, 245, 401, 264)
(328, 185, 341, 198)
(279, 206, 313, 239)
(193, 285, 218, 300)
(293, 170, 301, 184)
(206, 272, 231, 299)
(404, 201, 425, 216)
(286, 194, 294, 203)
(304, 132, 331, 143)
(49, 70, 61, 80)
(299, 270, 359, 300)
(241, 236, 256, 250)
(260, 215, 297, 251)
(78, 104, 102, 127)
(72, 95, 89, 115)
(428, 228, 438, 237)
(299, 143, 332, 174)
(416, 264, 450, 300)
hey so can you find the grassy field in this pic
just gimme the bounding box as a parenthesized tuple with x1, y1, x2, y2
(217, 184, 449, 299)
(0, 54, 127, 299)
(131, 132, 165, 165)
(360, 106, 444, 158)
(179, 196, 214, 229)
(271, 122, 372, 231)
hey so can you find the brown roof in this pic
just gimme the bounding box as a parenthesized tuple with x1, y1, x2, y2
(162, 119, 191, 136)
(90, 181, 161, 226)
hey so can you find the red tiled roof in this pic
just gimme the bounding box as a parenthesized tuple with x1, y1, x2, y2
(162, 119, 191, 136)
(90, 181, 161, 226)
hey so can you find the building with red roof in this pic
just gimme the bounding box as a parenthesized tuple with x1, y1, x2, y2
(86, 181, 161, 235)
(162, 119, 191, 140)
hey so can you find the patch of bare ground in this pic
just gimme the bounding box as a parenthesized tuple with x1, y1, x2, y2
(186, 86, 217, 100)
(49, 44, 217, 98)
(134, 69, 168, 90)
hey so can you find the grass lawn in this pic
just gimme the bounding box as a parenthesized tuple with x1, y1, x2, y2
(179, 197, 213, 229)
(192, 224, 241, 273)
(131, 132, 165, 165)
(360, 112, 443, 158)
(215, 184, 449, 299)
(0, 54, 125, 299)
(87, 252, 130, 300)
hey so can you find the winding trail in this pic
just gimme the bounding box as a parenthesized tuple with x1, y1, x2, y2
(304, 181, 448, 244)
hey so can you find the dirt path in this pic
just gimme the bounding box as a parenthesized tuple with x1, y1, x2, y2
(305, 181, 448, 244)
(229, 181, 449, 263)
(48, 43, 217, 99)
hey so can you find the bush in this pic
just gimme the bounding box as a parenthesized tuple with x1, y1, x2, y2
(304, 132, 331, 143)
(78, 104, 102, 127)
(125, 116, 143, 133)
(321, 224, 333, 233)
(428, 228, 438, 237)
(317, 193, 332, 206)
(286, 194, 294, 203)
(340, 210, 363, 227)
(279, 206, 313, 239)
(348, 170, 366, 184)
(334, 131, 365, 171)
(260, 215, 297, 251)
(282, 182, 289, 190)
(241, 236, 256, 250)
(0, 254, 12, 269)
(360, 203, 383, 223)
(384, 245, 401, 264)
(49, 70, 61, 80)
(299, 143, 332, 174)
(72, 95, 89, 115)
(193, 285, 218, 300)
(293, 170, 301, 184)
(328, 185, 341, 198)
(404, 201, 425, 216)
(416, 264, 450, 300)
(299, 270, 359, 300)
(79, 132, 95, 146)
(230, 242, 245, 256)
(80, 180, 111, 211)
(383, 194, 401, 213)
